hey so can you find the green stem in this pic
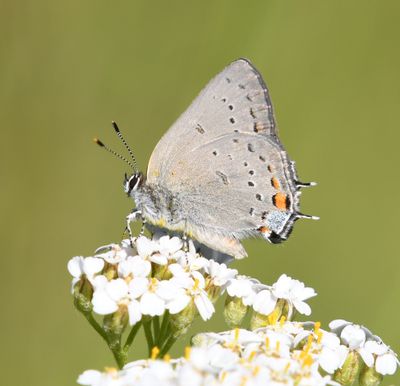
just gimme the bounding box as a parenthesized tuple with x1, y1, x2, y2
(84, 312, 108, 343)
(110, 343, 125, 369)
(83, 312, 126, 369)
(123, 322, 142, 352)
(153, 316, 160, 344)
(143, 320, 154, 356)
(157, 312, 170, 348)
(159, 335, 177, 357)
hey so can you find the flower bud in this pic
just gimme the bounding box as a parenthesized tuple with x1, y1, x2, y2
(152, 263, 172, 280)
(103, 306, 129, 336)
(73, 278, 93, 314)
(191, 333, 215, 348)
(204, 278, 222, 303)
(224, 295, 248, 328)
(250, 299, 286, 330)
(170, 299, 197, 338)
(359, 365, 383, 386)
(103, 263, 118, 281)
(333, 351, 362, 386)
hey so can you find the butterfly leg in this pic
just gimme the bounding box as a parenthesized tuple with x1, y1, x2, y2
(182, 233, 189, 252)
(139, 217, 147, 236)
(125, 209, 142, 246)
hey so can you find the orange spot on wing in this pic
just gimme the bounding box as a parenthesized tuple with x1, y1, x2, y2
(273, 192, 288, 210)
(258, 226, 270, 234)
(271, 177, 280, 189)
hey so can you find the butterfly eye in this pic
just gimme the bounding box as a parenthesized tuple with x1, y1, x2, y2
(129, 175, 138, 191)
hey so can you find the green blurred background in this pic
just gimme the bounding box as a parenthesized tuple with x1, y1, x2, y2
(1, 1, 399, 385)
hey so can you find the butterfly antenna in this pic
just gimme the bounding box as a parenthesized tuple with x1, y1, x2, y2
(112, 121, 138, 172)
(93, 137, 136, 170)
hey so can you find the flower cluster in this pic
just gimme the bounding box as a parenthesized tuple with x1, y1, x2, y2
(69, 235, 399, 385)
(77, 320, 398, 386)
(328, 320, 399, 377)
(68, 235, 317, 341)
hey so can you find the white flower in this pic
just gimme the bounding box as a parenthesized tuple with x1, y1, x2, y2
(168, 272, 214, 320)
(362, 339, 399, 375)
(328, 319, 373, 340)
(91, 277, 129, 315)
(204, 260, 237, 288)
(95, 243, 130, 265)
(129, 277, 181, 317)
(250, 275, 316, 318)
(340, 324, 366, 349)
(272, 274, 317, 316)
(136, 236, 168, 265)
(328, 319, 399, 375)
(252, 287, 276, 316)
(187, 273, 215, 320)
(68, 256, 104, 290)
(168, 255, 209, 288)
(77, 368, 128, 386)
(155, 235, 184, 259)
(226, 276, 258, 306)
(318, 332, 349, 374)
(118, 255, 151, 278)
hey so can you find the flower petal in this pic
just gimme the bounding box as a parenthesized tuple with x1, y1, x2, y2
(106, 278, 129, 301)
(140, 292, 165, 316)
(82, 257, 104, 277)
(128, 299, 142, 325)
(128, 277, 149, 299)
(194, 291, 215, 320)
(68, 256, 84, 278)
(376, 353, 398, 375)
(167, 292, 191, 314)
(92, 291, 118, 315)
(77, 370, 102, 385)
(252, 290, 277, 316)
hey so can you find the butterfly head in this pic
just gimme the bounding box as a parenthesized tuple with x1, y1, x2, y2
(124, 172, 143, 196)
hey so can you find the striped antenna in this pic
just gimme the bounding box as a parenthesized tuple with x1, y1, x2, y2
(112, 121, 138, 172)
(93, 138, 136, 170)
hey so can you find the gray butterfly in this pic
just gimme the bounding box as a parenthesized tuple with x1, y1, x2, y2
(96, 58, 317, 259)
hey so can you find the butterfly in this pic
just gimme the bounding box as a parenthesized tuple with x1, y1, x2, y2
(96, 58, 317, 259)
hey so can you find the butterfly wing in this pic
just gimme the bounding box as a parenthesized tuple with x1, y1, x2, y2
(147, 58, 278, 182)
(146, 59, 301, 257)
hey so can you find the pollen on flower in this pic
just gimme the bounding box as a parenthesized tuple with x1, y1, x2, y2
(234, 327, 240, 342)
(149, 277, 158, 292)
(184, 346, 191, 360)
(248, 351, 257, 362)
(316, 330, 323, 344)
(268, 308, 279, 325)
(252, 365, 260, 376)
(193, 278, 200, 291)
(150, 346, 160, 360)
(220, 371, 228, 382)
(279, 315, 286, 326)
(104, 367, 118, 374)
(163, 354, 171, 362)
(265, 336, 270, 349)
(301, 353, 314, 368)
